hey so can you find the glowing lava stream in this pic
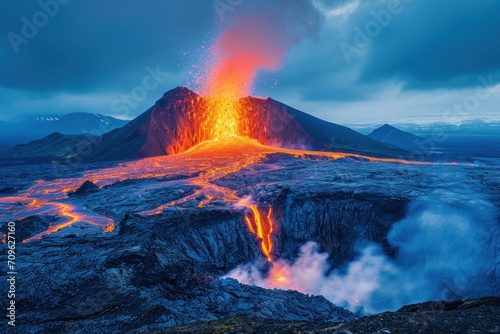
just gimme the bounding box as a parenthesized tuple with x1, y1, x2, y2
(22, 203, 114, 243)
(242, 204, 274, 262)
(0, 136, 475, 249)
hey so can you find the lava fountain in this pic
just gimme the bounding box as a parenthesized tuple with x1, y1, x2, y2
(196, 17, 283, 140)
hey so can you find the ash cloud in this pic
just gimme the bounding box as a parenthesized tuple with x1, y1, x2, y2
(198, 0, 324, 97)
(226, 194, 499, 314)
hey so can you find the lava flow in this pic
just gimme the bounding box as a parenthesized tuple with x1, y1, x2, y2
(0, 135, 456, 250)
(241, 202, 275, 262)
(0, 116, 471, 247)
(0, 20, 478, 289)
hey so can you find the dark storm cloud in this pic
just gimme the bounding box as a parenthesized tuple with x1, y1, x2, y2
(262, 0, 500, 104)
(0, 0, 214, 92)
(0, 0, 499, 122)
(349, 0, 500, 89)
(0, 0, 329, 120)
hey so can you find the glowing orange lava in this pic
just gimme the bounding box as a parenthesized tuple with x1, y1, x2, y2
(22, 203, 114, 243)
(0, 19, 474, 249)
(267, 261, 296, 288)
(184, 16, 284, 144)
(245, 206, 274, 262)
(0, 135, 472, 247)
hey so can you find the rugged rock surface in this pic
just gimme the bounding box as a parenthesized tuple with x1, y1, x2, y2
(335, 296, 500, 334)
(2, 214, 354, 333)
(70, 180, 100, 196)
(156, 297, 500, 334)
(0, 144, 498, 332)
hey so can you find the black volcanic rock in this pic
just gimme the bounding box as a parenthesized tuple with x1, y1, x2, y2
(1, 215, 53, 242)
(0, 186, 15, 194)
(338, 297, 500, 334)
(71, 180, 100, 196)
(80, 87, 202, 162)
(2, 143, 499, 333)
(157, 297, 500, 334)
(368, 124, 426, 152)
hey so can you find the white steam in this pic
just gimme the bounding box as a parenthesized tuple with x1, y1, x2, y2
(225, 197, 499, 314)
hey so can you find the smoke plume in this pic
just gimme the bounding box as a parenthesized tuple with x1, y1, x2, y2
(226, 194, 499, 314)
(199, 0, 324, 98)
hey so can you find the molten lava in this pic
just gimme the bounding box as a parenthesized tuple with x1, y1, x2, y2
(22, 203, 114, 243)
(244, 206, 274, 262)
(0, 135, 469, 248)
(0, 24, 477, 283)
(184, 14, 285, 144)
(0, 10, 485, 304)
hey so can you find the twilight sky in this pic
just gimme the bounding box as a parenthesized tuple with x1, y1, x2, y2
(1, 0, 499, 124)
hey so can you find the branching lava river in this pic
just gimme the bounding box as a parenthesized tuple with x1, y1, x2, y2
(0, 136, 470, 282)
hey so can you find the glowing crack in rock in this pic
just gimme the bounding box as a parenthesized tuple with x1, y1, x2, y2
(238, 198, 275, 262)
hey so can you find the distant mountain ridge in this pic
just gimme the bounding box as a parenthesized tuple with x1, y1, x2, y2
(2, 132, 98, 163)
(273, 100, 408, 157)
(367, 124, 426, 152)
(350, 119, 500, 138)
(0, 112, 128, 147)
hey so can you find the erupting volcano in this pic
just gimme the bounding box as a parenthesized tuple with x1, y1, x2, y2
(0, 86, 475, 290)
(2, 0, 499, 332)
(2, 4, 499, 332)
(2, 82, 498, 332)
(0, 19, 480, 288)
